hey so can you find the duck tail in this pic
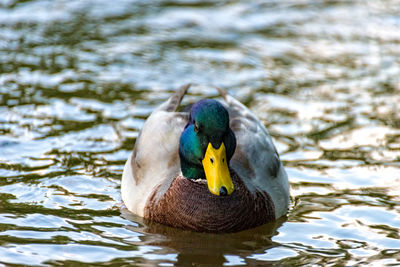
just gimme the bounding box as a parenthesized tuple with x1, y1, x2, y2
(214, 85, 249, 112)
(164, 83, 191, 112)
(215, 86, 228, 100)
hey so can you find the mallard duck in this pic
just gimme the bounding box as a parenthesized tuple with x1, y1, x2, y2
(121, 84, 290, 233)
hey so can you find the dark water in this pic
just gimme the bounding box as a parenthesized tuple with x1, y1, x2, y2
(1, 0, 400, 265)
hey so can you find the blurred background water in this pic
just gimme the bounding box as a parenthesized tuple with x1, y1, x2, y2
(1, 0, 400, 265)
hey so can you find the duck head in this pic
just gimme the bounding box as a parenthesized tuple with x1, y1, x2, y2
(179, 99, 236, 196)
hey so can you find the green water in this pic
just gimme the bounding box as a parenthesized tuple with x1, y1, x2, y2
(1, 0, 400, 265)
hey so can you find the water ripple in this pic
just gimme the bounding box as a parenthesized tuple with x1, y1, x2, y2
(1, 0, 400, 265)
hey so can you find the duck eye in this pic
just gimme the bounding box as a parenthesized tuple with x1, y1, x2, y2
(194, 123, 199, 133)
(210, 157, 214, 164)
(222, 158, 225, 163)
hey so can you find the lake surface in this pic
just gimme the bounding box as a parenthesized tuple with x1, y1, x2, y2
(1, 0, 400, 265)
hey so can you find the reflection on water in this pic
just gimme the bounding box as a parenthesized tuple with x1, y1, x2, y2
(1, 0, 400, 265)
(121, 208, 285, 266)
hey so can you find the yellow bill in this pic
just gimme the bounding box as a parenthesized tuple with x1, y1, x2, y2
(202, 142, 234, 196)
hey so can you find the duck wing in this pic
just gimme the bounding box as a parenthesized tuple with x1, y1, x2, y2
(217, 87, 290, 219)
(121, 84, 191, 216)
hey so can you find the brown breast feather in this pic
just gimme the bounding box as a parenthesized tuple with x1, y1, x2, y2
(144, 170, 275, 233)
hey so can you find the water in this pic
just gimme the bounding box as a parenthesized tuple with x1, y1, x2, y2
(1, 0, 400, 265)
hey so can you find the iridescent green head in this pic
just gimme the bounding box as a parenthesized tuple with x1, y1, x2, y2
(179, 99, 236, 196)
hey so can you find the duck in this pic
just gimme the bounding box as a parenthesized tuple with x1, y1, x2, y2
(121, 84, 290, 233)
